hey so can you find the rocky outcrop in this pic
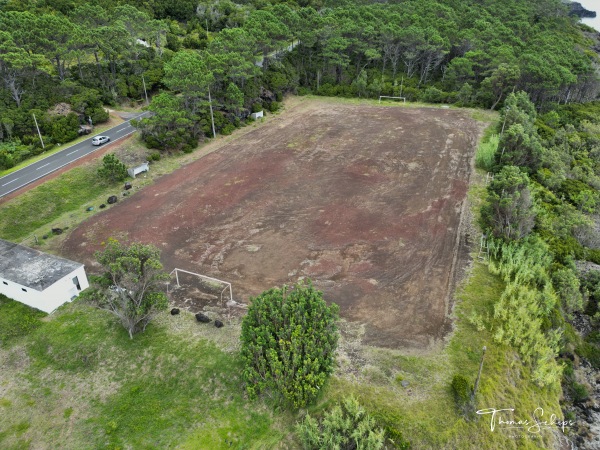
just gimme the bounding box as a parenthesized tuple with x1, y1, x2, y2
(569, 2, 597, 19)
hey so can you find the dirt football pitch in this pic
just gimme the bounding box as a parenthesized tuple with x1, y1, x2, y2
(61, 99, 484, 349)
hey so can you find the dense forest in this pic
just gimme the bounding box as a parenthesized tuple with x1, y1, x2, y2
(2, 0, 600, 444)
(0, 0, 599, 164)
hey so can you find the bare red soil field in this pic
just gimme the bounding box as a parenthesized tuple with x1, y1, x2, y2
(61, 99, 483, 348)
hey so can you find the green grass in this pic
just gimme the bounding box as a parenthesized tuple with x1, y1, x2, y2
(0, 295, 46, 347)
(0, 99, 564, 448)
(476, 134, 499, 172)
(0, 303, 289, 449)
(0, 165, 111, 241)
(315, 263, 560, 449)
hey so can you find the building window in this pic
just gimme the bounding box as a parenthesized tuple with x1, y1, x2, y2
(72, 276, 81, 291)
(22, 288, 27, 292)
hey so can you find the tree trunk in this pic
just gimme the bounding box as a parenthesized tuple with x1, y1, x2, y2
(77, 55, 84, 80)
(55, 55, 65, 81)
(4, 72, 23, 107)
(490, 92, 503, 111)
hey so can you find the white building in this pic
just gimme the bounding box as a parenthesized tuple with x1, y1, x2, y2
(0, 239, 89, 313)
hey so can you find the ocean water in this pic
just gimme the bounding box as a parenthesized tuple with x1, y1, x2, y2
(577, 0, 600, 31)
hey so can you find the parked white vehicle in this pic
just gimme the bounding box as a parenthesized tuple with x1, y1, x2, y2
(92, 135, 110, 146)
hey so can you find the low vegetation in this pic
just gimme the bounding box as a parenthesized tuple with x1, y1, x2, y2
(0, 301, 287, 449)
(296, 396, 385, 450)
(0, 165, 110, 241)
(2, 94, 598, 447)
(0, 294, 46, 347)
(85, 239, 169, 339)
(97, 153, 129, 183)
(241, 280, 339, 408)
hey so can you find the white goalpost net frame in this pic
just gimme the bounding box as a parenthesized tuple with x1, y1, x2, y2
(379, 95, 406, 103)
(168, 268, 233, 305)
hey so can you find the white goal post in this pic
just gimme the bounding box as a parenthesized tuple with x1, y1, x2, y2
(168, 268, 233, 305)
(379, 96, 406, 103)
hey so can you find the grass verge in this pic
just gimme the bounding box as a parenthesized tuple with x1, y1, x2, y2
(0, 295, 46, 347)
(0, 165, 111, 242)
(0, 99, 564, 449)
(0, 303, 289, 449)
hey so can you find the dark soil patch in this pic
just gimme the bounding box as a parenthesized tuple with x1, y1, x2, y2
(61, 100, 483, 349)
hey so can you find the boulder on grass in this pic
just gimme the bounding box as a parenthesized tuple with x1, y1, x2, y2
(214, 320, 224, 328)
(195, 313, 211, 323)
(107, 195, 118, 204)
(170, 308, 180, 315)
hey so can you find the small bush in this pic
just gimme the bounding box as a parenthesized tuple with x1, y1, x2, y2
(372, 410, 411, 449)
(451, 374, 474, 416)
(571, 382, 589, 403)
(148, 151, 161, 162)
(576, 341, 600, 369)
(181, 144, 195, 154)
(475, 134, 499, 172)
(220, 123, 236, 135)
(421, 86, 446, 103)
(98, 153, 128, 183)
(267, 101, 281, 112)
(295, 396, 385, 450)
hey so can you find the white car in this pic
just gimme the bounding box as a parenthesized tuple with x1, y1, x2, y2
(92, 135, 110, 146)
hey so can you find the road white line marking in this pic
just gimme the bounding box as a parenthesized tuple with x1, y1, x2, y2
(2, 178, 18, 186)
(1, 126, 138, 198)
(67, 150, 78, 155)
(36, 163, 50, 170)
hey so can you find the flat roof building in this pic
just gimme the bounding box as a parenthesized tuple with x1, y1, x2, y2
(0, 239, 89, 313)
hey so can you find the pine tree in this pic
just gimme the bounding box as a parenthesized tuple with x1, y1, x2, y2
(98, 153, 128, 183)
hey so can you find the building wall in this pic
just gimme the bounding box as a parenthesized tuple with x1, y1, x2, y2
(0, 266, 89, 314)
(0, 276, 45, 311)
(43, 266, 89, 310)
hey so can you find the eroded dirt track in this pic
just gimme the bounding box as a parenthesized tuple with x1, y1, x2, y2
(61, 99, 482, 348)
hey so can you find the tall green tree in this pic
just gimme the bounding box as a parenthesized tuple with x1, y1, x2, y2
(481, 166, 536, 240)
(89, 240, 169, 339)
(240, 280, 339, 408)
(133, 92, 201, 151)
(163, 50, 214, 115)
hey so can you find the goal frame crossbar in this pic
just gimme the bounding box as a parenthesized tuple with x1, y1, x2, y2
(168, 268, 233, 305)
(378, 96, 406, 103)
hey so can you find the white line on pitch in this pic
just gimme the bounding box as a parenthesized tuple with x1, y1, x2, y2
(36, 163, 50, 170)
(1, 178, 18, 186)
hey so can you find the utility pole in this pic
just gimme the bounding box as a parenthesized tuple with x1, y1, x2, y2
(32, 113, 44, 149)
(208, 87, 216, 139)
(500, 107, 510, 135)
(142, 74, 149, 105)
(472, 346, 487, 402)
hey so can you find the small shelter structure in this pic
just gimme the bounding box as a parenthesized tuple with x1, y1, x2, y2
(0, 239, 89, 313)
(127, 162, 149, 178)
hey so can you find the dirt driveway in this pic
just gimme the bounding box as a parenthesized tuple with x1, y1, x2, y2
(61, 99, 483, 349)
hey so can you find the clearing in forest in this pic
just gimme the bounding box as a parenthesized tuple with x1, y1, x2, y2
(62, 98, 483, 348)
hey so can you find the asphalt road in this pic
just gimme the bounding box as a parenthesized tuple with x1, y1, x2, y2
(0, 111, 150, 198)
